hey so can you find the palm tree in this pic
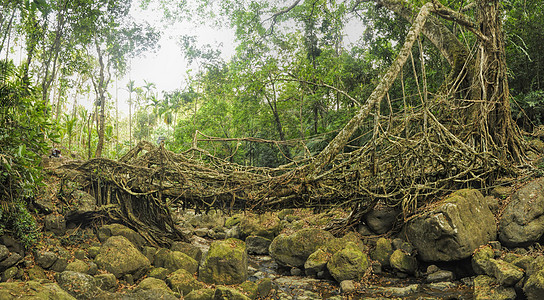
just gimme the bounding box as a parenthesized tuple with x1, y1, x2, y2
(126, 80, 136, 148)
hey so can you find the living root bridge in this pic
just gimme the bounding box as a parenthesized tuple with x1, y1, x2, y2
(53, 0, 528, 244)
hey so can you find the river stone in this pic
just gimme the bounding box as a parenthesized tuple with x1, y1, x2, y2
(389, 249, 417, 274)
(198, 238, 248, 285)
(246, 235, 271, 255)
(51, 247, 71, 272)
(93, 273, 117, 292)
(488, 259, 524, 286)
(56, 271, 101, 300)
(304, 248, 330, 277)
(135, 277, 175, 294)
(426, 270, 454, 283)
(95, 235, 150, 280)
(154, 248, 199, 273)
(269, 228, 334, 267)
(170, 241, 202, 262)
(405, 189, 497, 262)
(472, 245, 495, 275)
(340, 280, 357, 293)
(371, 237, 393, 266)
(65, 259, 90, 274)
(499, 178, 544, 247)
(474, 275, 516, 300)
(214, 286, 251, 300)
(327, 242, 369, 282)
(185, 289, 216, 300)
(65, 190, 97, 221)
(131, 288, 178, 300)
(97, 223, 146, 249)
(364, 205, 400, 234)
(0, 280, 75, 300)
(166, 268, 204, 296)
(148, 267, 170, 280)
(2, 266, 19, 281)
(0, 252, 22, 271)
(27, 265, 48, 280)
(324, 232, 366, 254)
(524, 270, 544, 300)
(44, 214, 66, 235)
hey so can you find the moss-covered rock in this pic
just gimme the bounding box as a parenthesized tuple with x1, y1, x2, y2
(524, 269, 544, 300)
(304, 248, 331, 277)
(371, 238, 394, 267)
(185, 288, 216, 300)
(499, 178, 544, 247)
(389, 249, 417, 274)
(170, 241, 202, 262)
(472, 245, 495, 274)
(93, 273, 117, 292)
(135, 277, 175, 295)
(405, 189, 497, 262)
(473, 275, 516, 300)
(27, 265, 48, 281)
(56, 271, 101, 300)
(148, 267, 171, 280)
(225, 214, 243, 228)
(95, 235, 150, 280)
(65, 259, 90, 274)
(97, 223, 146, 249)
(327, 242, 369, 282)
(488, 259, 524, 286)
(238, 213, 282, 240)
(0, 280, 75, 300)
(214, 286, 251, 300)
(166, 268, 205, 296)
(153, 248, 199, 273)
(198, 238, 248, 285)
(240, 281, 258, 299)
(269, 228, 334, 267)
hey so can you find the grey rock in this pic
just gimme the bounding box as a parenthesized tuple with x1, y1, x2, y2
(56, 271, 101, 300)
(0, 252, 22, 271)
(405, 189, 497, 262)
(170, 241, 202, 262)
(153, 248, 198, 274)
(94, 273, 118, 292)
(65, 190, 97, 221)
(340, 280, 357, 293)
(246, 235, 272, 255)
(36, 251, 58, 269)
(488, 259, 524, 286)
(44, 214, 66, 235)
(364, 206, 400, 234)
(499, 178, 544, 247)
(427, 270, 454, 283)
(0, 245, 9, 261)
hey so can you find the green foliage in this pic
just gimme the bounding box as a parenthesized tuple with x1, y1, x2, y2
(0, 60, 49, 247)
(512, 90, 544, 130)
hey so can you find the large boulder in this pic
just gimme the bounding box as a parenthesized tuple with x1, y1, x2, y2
(389, 249, 417, 275)
(135, 277, 175, 296)
(97, 223, 146, 249)
(269, 228, 334, 267)
(327, 242, 370, 282)
(404, 189, 497, 262)
(198, 238, 248, 285)
(499, 178, 544, 247)
(94, 236, 150, 280)
(238, 213, 283, 240)
(370, 237, 393, 267)
(0, 280, 75, 300)
(56, 271, 101, 300)
(153, 248, 199, 273)
(65, 190, 97, 221)
(364, 205, 400, 234)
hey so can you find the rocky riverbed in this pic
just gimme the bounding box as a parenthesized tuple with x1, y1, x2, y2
(2, 177, 544, 299)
